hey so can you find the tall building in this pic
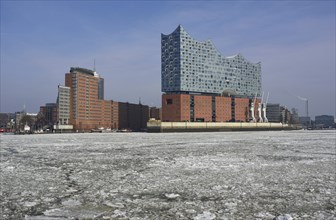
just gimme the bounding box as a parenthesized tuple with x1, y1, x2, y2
(65, 67, 112, 131)
(161, 25, 262, 122)
(57, 85, 71, 125)
(161, 25, 261, 97)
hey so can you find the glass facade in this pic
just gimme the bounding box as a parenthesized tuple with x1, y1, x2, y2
(161, 25, 262, 97)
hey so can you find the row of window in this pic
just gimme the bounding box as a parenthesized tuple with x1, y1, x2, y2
(162, 28, 261, 96)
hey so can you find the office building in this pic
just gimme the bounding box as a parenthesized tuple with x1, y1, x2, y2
(315, 115, 335, 128)
(39, 103, 58, 126)
(57, 85, 71, 125)
(266, 104, 281, 122)
(161, 25, 262, 122)
(65, 67, 112, 131)
(53, 85, 73, 131)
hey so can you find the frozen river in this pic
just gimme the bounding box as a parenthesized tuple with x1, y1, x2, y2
(1, 130, 335, 219)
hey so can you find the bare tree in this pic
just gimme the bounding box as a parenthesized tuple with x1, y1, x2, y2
(36, 112, 47, 130)
(20, 115, 34, 130)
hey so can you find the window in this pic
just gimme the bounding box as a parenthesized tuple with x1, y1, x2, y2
(166, 99, 173, 105)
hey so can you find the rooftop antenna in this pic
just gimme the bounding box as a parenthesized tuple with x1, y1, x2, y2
(93, 59, 99, 77)
(139, 97, 142, 105)
(93, 59, 96, 71)
(23, 103, 26, 114)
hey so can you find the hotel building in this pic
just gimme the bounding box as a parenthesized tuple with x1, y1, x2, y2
(161, 25, 262, 122)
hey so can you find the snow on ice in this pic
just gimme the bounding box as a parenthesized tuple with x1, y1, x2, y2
(1, 130, 335, 219)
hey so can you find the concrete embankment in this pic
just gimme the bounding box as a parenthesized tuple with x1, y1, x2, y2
(147, 121, 301, 132)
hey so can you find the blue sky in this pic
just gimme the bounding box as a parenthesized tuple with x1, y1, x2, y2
(1, 0, 335, 118)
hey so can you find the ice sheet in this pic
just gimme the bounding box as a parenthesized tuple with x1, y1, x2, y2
(1, 130, 335, 219)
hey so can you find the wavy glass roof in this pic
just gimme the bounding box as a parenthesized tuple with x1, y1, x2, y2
(161, 25, 261, 97)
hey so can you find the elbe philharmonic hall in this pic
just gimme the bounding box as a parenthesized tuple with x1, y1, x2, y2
(161, 25, 262, 123)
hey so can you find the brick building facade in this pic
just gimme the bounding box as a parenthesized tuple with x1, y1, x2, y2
(162, 94, 260, 123)
(149, 107, 161, 120)
(64, 67, 149, 131)
(160, 26, 263, 123)
(162, 94, 190, 122)
(117, 102, 149, 131)
(215, 96, 232, 122)
(65, 68, 112, 131)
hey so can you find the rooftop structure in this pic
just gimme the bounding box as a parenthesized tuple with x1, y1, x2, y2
(161, 25, 261, 97)
(70, 67, 99, 77)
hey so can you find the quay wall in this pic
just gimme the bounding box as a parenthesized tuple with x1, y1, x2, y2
(147, 121, 301, 132)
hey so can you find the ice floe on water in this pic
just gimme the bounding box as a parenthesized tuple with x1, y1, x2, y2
(193, 211, 216, 220)
(1, 130, 335, 219)
(273, 214, 293, 220)
(165, 193, 180, 199)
